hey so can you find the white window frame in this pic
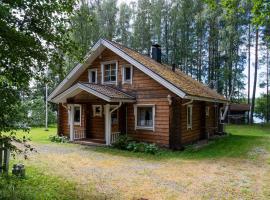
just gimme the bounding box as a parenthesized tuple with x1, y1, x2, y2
(206, 106, 210, 117)
(93, 105, 102, 117)
(122, 65, 133, 84)
(88, 68, 97, 83)
(134, 104, 155, 131)
(101, 60, 118, 85)
(74, 104, 82, 126)
(187, 105, 193, 130)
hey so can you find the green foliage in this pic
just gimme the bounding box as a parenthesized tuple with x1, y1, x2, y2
(24, 96, 56, 127)
(113, 136, 159, 154)
(255, 93, 270, 121)
(49, 135, 69, 143)
(112, 135, 132, 150)
(127, 142, 159, 154)
(0, 0, 76, 155)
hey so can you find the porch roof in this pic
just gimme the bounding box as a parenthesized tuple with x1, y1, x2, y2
(51, 82, 136, 103)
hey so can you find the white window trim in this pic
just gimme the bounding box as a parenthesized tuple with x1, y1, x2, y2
(101, 60, 118, 85)
(74, 104, 82, 126)
(93, 105, 102, 117)
(88, 68, 97, 83)
(122, 65, 133, 84)
(187, 105, 192, 130)
(134, 104, 155, 131)
(206, 106, 210, 117)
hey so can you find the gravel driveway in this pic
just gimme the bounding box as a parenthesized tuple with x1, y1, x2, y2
(19, 143, 270, 200)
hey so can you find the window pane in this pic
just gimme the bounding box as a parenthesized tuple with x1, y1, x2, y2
(125, 67, 131, 80)
(137, 107, 153, 127)
(74, 107, 80, 123)
(91, 71, 96, 83)
(111, 111, 118, 124)
(104, 64, 110, 71)
(111, 75, 116, 81)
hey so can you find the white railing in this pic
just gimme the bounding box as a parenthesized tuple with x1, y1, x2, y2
(111, 132, 120, 144)
(74, 129, 86, 140)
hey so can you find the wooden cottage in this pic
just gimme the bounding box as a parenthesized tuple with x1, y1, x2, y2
(48, 39, 227, 149)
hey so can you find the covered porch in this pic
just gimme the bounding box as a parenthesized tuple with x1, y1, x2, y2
(53, 82, 135, 145)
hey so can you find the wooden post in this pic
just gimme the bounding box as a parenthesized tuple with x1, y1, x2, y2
(70, 104, 75, 141)
(104, 104, 111, 145)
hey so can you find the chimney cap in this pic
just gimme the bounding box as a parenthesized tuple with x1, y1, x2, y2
(152, 44, 161, 48)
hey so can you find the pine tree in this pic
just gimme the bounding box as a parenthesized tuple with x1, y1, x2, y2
(116, 2, 132, 46)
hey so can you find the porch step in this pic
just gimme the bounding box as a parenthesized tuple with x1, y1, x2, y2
(73, 139, 106, 147)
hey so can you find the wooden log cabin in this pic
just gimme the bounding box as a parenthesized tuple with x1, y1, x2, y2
(48, 39, 227, 149)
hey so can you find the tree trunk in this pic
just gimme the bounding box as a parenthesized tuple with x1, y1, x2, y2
(267, 45, 269, 123)
(250, 29, 259, 124)
(248, 24, 251, 123)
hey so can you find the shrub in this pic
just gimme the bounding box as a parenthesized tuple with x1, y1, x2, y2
(112, 135, 132, 150)
(49, 135, 68, 143)
(126, 141, 159, 154)
(145, 143, 159, 154)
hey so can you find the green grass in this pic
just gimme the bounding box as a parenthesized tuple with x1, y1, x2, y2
(95, 124, 270, 160)
(11, 124, 270, 160)
(0, 166, 82, 200)
(1, 125, 269, 199)
(15, 126, 57, 144)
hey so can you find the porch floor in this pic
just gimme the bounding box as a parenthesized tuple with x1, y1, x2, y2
(73, 138, 106, 147)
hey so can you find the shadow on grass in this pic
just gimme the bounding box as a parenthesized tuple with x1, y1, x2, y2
(92, 134, 269, 161)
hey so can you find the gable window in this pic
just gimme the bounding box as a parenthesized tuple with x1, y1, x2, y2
(134, 105, 155, 131)
(102, 61, 118, 84)
(122, 65, 133, 84)
(74, 105, 81, 125)
(93, 105, 102, 117)
(187, 105, 192, 130)
(88, 69, 97, 83)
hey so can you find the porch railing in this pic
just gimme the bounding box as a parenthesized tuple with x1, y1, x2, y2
(111, 132, 120, 144)
(74, 129, 86, 140)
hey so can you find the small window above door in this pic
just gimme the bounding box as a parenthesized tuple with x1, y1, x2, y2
(93, 105, 102, 117)
(88, 68, 97, 84)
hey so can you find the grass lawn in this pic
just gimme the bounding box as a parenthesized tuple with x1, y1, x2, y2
(1, 124, 270, 200)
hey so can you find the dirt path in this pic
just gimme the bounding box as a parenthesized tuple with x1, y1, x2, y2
(20, 143, 270, 200)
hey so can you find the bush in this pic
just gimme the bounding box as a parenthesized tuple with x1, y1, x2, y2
(145, 143, 159, 154)
(113, 137, 159, 154)
(112, 135, 132, 150)
(49, 135, 68, 143)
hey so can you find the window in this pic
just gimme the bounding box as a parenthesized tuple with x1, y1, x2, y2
(93, 105, 102, 117)
(187, 105, 192, 130)
(111, 110, 118, 125)
(88, 69, 97, 83)
(122, 65, 133, 84)
(74, 105, 81, 125)
(134, 105, 155, 130)
(206, 106, 210, 117)
(102, 61, 118, 84)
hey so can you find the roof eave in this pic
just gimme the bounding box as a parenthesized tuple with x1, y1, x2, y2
(184, 95, 228, 104)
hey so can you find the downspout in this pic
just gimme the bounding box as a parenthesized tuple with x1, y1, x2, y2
(182, 99, 193, 106)
(110, 101, 122, 114)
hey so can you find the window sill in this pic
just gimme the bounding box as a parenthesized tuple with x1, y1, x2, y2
(122, 80, 131, 84)
(103, 81, 117, 85)
(135, 126, 154, 131)
(74, 122, 81, 126)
